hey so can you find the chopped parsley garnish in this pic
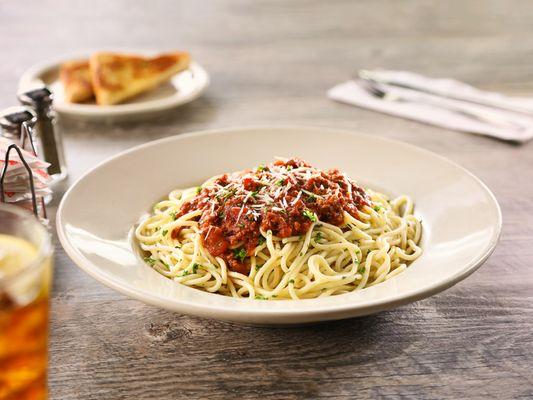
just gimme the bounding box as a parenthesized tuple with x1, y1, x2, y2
(169, 211, 178, 220)
(306, 193, 317, 203)
(257, 165, 266, 172)
(222, 189, 236, 199)
(276, 179, 285, 186)
(161, 229, 168, 236)
(144, 257, 156, 266)
(255, 295, 267, 300)
(373, 205, 381, 212)
(286, 165, 293, 171)
(303, 209, 317, 222)
(191, 263, 199, 274)
(174, 244, 181, 249)
(196, 186, 202, 194)
(233, 248, 247, 262)
(288, 279, 295, 284)
(251, 190, 259, 197)
(314, 231, 323, 242)
(258, 235, 266, 245)
(180, 270, 190, 277)
(358, 266, 366, 275)
(255, 264, 262, 271)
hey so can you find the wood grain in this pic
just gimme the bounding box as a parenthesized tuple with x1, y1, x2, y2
(1, 0, 533, 398)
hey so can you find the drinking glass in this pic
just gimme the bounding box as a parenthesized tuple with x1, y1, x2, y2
(0, 204, 52, 400)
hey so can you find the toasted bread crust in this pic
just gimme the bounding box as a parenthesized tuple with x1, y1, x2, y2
(89, 52, 191, 105)
(60, 60, 94, 103)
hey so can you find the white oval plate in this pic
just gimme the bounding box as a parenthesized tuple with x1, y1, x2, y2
(57, 126, 501, 325)
(19, 53, 209, 120)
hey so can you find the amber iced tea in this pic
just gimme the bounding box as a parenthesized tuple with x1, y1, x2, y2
(0, 296, 49, 399)
(0, 206, 52, 400)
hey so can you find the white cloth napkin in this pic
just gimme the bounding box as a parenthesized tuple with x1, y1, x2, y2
(328, 70, 533, 143)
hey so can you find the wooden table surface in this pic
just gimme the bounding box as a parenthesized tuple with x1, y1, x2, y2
(2, 1, 533, 399)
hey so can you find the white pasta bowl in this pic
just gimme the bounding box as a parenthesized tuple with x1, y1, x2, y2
(57, 126, 501, 325)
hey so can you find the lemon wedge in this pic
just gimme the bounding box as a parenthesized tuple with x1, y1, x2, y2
(0, 234, 38, 281)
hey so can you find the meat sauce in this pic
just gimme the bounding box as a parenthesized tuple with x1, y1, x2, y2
(171, 158, 369, 274)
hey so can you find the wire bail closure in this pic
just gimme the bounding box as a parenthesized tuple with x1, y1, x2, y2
(0, 121, 47, 221)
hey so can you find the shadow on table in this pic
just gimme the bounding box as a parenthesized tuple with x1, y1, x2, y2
(57, 95, 219, 139)
(137, 310, 418, 398)
(144, 309, 415, 368)
(219, 312, 412, 365)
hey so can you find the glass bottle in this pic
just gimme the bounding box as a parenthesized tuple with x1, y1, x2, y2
(18, 86, 67, 183)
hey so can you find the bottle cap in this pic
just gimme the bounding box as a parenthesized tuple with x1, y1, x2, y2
(0, 106, 37, 139)
(17, 86, 54, 110)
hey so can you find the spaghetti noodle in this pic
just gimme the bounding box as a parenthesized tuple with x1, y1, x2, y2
(135, 158, 422, 300)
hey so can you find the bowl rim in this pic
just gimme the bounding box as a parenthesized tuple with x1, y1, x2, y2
(56, 125, 502, 318)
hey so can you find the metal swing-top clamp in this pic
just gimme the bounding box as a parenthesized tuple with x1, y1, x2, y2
(0, 106, 47, 221)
